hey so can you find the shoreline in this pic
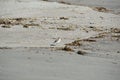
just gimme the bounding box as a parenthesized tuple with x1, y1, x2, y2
(42, 0, 120, 15)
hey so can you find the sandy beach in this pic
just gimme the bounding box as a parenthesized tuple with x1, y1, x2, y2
(0, 0, 120, 80)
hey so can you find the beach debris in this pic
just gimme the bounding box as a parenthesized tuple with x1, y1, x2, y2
(57, 25, 75, 31)
(59, 1, 71, 5)
(0, 18, 37, 28)
(65, 40, 82, 46)
(0, 19, 11, 24)
(23, 24, 39, 28)
(82, 39, 96, 42)
(23, 24, 29, 28)
(55, 46, 74, 52)
(88, 26, 103, 32)
(89, 26, 94, 28)
(49, 27, 55, 29)
(77, 50, 87, 55)
(65, 38, 96, 47)
(0, 47, 12, 49)
(111, 28, 120, 33)
(57, 27, 73, 31)
(1, 25, 11, 28)
(93, 7, 109, 12)
(59, 17, 69, 20)
(0, 19, 4, 24)
(0, 18, 25, 25)
(10, 18, 26, 21)
(62, 46, 74, 52)
(92, 32, 108, 38)
(112, 34, 120, 38)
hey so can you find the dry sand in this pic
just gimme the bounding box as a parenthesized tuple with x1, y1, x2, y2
(0, 0, 120, 80)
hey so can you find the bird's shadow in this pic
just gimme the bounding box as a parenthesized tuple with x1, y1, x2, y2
(50, 44, 56, 46)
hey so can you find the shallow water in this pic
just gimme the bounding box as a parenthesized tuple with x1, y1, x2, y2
(0, 0, 120, 16)
(47, 0, 120, 14)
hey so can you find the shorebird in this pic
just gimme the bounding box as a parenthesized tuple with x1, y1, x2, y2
(51, 37, 61, 46)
